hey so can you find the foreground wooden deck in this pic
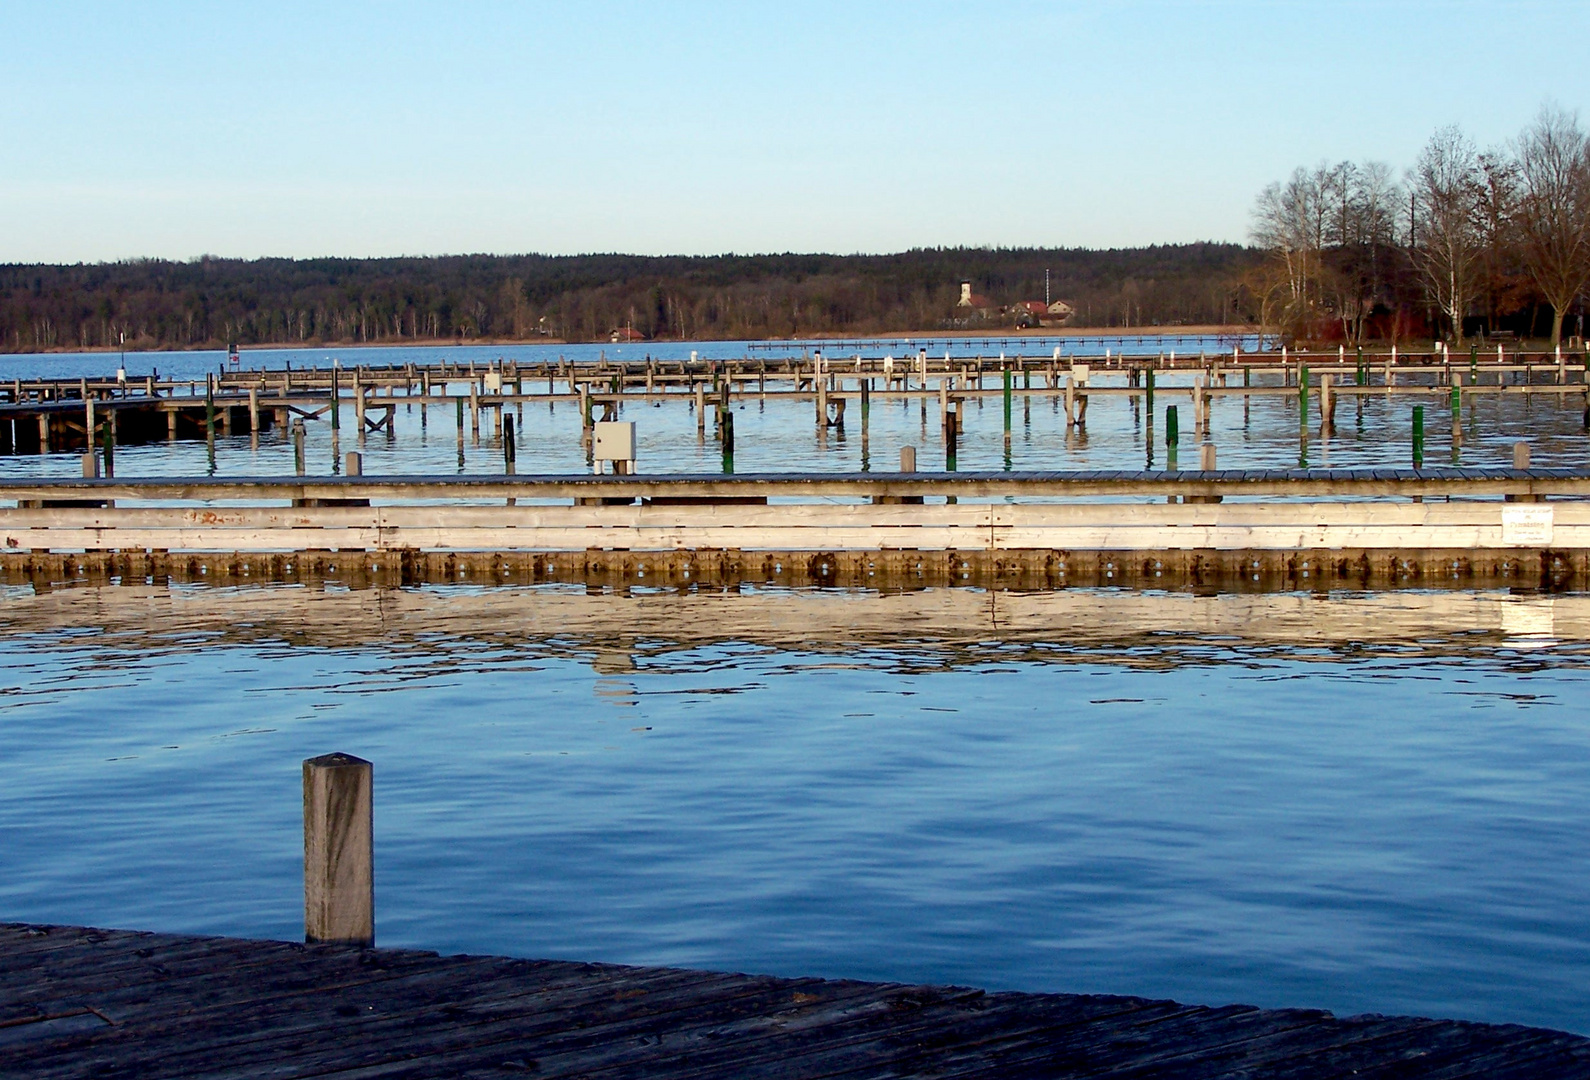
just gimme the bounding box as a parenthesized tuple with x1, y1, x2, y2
(4, 923, 1587, 1078)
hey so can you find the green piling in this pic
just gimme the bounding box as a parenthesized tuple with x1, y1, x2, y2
(330, 367, 340, 431)
(1412, 405, 1425, 468)
(1166, 405, 1179, 470)
(1002, 368, 1012, 439)
(1298, 365, 1309, 429)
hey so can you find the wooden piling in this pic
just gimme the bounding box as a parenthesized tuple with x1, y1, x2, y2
(345, 452, 362, 477)
(302, 752, 374, 947)
(1515, 442, 1531, 470)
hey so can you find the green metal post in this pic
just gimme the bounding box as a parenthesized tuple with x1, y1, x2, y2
(1002, 368, 1012, 438)
(1412, 405, 1425, 467)
(1299, 364, 1309, 429)
(1165, 405, 1179, 470)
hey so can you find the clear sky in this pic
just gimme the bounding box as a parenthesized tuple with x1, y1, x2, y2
(2, 1, 1585, 263)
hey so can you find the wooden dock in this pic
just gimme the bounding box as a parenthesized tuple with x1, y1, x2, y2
(1, 469, 1588, 590)
(2, 345, 1589, 454)
(5, 922, 1587, 1078)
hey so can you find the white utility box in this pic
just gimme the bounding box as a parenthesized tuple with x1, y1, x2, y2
(1071, 363, 1090, 386)
(483, 372, 502, 392)
(593, 421, 636, 463)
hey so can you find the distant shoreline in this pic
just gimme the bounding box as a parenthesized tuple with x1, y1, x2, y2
(2, 325, 1258, 356)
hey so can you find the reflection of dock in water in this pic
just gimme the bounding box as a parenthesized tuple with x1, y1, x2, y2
(0, 583, 1579, 665)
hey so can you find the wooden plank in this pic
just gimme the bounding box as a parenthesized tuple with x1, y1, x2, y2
(3, 924, 1586, 1079)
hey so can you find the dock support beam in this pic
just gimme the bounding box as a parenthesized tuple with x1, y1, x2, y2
(303, 752, 374, 947)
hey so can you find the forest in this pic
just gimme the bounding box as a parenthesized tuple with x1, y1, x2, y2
(0, 245, 1257, 353)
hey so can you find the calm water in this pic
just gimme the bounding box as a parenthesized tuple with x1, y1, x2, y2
(3, 340, 1588, 1035)
(2, 584, 1589, 1034)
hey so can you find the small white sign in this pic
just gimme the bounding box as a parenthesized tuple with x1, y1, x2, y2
(1501, 504, 1553, 545)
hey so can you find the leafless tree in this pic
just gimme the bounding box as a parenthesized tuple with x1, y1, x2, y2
(1410, 125, 1484, 345)
(1514, 104, 1590, 345)
(1474, 150, 1523, 335)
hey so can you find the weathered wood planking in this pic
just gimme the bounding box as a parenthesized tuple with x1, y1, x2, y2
(6, 468, 1590, 503)
(2, 923, 1586, 1078)
(0, 471, 1585, 554)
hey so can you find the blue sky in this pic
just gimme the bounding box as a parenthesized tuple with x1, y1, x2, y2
(2, 1, 1585, 262)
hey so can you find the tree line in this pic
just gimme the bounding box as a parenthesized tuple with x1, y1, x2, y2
(0, 245, 1258, 353)
(1249, 105, 1590, 346)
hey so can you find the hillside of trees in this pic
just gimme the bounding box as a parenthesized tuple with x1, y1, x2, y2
(0, 245, 1259, 353)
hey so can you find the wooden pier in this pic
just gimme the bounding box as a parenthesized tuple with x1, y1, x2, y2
(0, 469, 1587, 590)
(5, 922, 1587, 1078)
(2, 345, 1589, 454)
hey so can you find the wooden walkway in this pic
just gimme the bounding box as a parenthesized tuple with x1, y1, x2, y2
(4, 923, 1587, 1078)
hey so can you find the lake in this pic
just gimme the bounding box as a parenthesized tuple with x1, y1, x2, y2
(1, 341, 1588, 1037)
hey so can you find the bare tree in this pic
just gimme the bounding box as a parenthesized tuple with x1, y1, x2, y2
(1514, 104, 1590, 345)
(1251, 166, 1325, 337)
(1411, 125, 1484, 345)
(1474, 150, 1522, 336)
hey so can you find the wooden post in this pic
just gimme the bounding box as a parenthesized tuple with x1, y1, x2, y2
(293, 419, 306, 475)
(900, 445, 916, 472)
(167, 408, 177, 441)
(303, 753, 374, 947)
(38, 413, 49, 453)
(1199, 442, 1216, 471)
(85, 395, 95, 451)
(1514, 442, 1531, 470)
(81, 451, 99, 478)
(345, 451, 362, 476)
(249, 386, 260, 432)
(1412, 406, 1424, 468)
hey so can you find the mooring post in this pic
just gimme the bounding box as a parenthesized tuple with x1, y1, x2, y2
(1200, 442, 1216, 471)
(344, 451, 361, 476)
(1002, 367, 1012, 443)
(293, 419, 306, 475)
(455, 395, 465, 442)
(1145, 368, 1155, 415)
(303, 753, 374, 947)
(901, 445, 916, 472)
(721, 410, 734, 473)
(330, 366, 340, 431)
(1514, 441, 1531, 470)
(1412, 406, 1425, 468)
(248, 386, 260, 434)
(81, 451, 99, 478)
(1298, 364, 1309, 431)
(205, 374, 216, 445)
(103, 414, 115, 477)
(1166, 405, 1179, 470)
(503, 414, 517, 474)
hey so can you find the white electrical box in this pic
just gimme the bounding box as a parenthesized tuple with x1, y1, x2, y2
(1071, 363, 1090, 386)
(483, 372, 502, 392)
(593, 421, 636, 462)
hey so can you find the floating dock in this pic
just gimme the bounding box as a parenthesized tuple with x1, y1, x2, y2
(0, 469, 1586, 590)
(4, 922, 1586, 1078)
